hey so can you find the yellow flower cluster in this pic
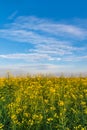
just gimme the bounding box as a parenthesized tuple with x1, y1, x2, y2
(0, 75, 87, 129)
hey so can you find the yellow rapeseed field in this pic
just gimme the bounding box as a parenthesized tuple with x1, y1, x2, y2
(0, 74, 87, 130)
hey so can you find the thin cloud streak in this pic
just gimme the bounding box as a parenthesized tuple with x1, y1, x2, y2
(64, 55, 87, 62)
(1, 16, 87, 42)
(6, 16, 87, 39)
(0, 16, 87, 74)
(8, 11, 18, 20)
(0, 53, 87, 63)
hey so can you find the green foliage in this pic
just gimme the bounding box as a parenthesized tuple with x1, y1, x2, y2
(0, 75, 87, 130)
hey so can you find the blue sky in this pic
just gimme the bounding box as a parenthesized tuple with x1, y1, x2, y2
(0, 0, 87, 75)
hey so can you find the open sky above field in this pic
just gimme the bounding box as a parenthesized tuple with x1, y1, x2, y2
(0, 0, 87, 75)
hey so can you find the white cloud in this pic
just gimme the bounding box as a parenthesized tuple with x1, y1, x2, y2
(64, 55, 87, 62)
(1, 16, 87, 42)
(0, 53, 50, 60)
(5, 16, 87, 39)
(0, 16, 87, 74)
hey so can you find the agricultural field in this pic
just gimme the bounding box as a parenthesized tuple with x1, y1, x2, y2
(0, 74, 87, 130)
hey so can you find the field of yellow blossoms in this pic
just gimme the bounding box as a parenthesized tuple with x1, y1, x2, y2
(0, 74, 87, 130)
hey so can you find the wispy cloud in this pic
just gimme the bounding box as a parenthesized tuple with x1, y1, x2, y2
(0, 16, 87, 74)
(2, 16, 87, 41)
(5, 16, 87, 39)
(0, 53, 51, 62)
(64, 55, 87, 62)
(8, 11, 18, 20)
